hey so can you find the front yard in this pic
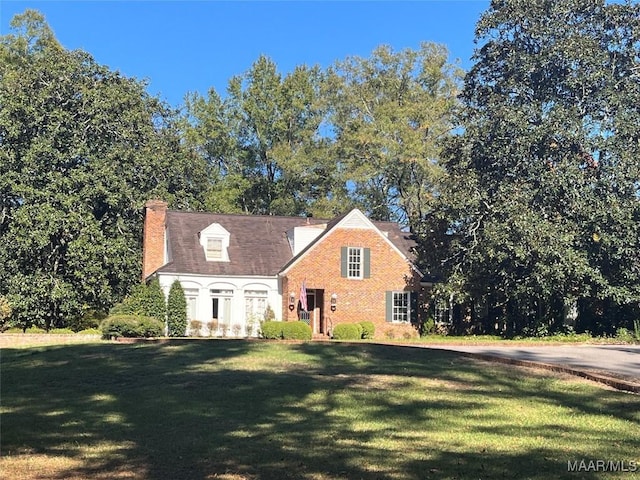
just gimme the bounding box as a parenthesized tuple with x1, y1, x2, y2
(1, 340, 638, 479)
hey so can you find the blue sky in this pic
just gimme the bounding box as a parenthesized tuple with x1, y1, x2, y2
(1, 1, 490, 109)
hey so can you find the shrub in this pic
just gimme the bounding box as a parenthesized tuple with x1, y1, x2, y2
(260, 321, 283, 339)
(25, 326, 47, 334)
(189, 320, 203, 337)
(232, 323, 242, 337)
(49, 328, 75, 335)
(259, 321, 311, 340)
(332, 323, 361, 340)
(110, 279, 166, 323)
(167, 280, 187, 337)
(359, 321, 375, 339)
(77, 328, 102, 335)
(68, 309, 107, 332)
(100, 315, 163, 339)
(281, 321, 312, 340)
(263, 304, 276, 321)
(4, 327, 24, 333)
(421, 317, 436, 336)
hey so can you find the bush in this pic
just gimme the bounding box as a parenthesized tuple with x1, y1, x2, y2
(100, 315, 163, 339)
(167, 280, 187, 337)
(68, 309, 107, 332)
(332, 323, 361, 340)
(281, 321, 312, 340)
(260, 321, 283, 339)
(359, 321, 375, 339)
(189, 320, 203, 336)
(25, 326, 47, 334)
(110, 279, 166, 323)
(260, 321, 312, 340)
(49, 328, 75, 335)
(77, 328, 102, 335)
(421, 316, 436, 336)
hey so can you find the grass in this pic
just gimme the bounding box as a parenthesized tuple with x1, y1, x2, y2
(1, 340, 639, 480)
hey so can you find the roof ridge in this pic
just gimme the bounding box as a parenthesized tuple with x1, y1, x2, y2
(166, 210, 333, 222)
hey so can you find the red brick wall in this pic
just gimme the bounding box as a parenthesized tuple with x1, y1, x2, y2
(282, 227, 423, 339)
(142, 200, 168, 280)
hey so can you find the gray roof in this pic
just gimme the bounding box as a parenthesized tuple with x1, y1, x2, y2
(156, 210, 417, 277)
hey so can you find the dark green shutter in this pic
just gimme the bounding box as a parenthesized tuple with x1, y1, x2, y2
(410, 292, 418, 324)
(363, 248, 371, 278)
(340, 246, 348, 277)
(385, 291, 393, 322)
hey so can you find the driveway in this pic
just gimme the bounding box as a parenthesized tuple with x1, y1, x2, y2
(426, 344, 640, 389)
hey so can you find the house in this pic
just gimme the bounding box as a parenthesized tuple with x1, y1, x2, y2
(142, 200, 427, 338)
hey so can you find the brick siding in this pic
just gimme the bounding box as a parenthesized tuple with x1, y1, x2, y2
(142, 200, 168, 280)
(282, 227, 424, 339)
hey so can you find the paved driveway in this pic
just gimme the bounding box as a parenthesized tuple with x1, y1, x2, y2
(428, 344, 640, 385)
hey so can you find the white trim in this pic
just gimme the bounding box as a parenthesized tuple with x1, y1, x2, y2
(347, 246, 363, 279)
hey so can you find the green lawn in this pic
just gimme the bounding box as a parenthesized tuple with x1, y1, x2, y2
(1, 340, 638, 479)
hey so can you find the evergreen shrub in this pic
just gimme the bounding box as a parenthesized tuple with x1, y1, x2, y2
(332, 323, 361, 340)
(260, 321, 283, 339)
(281, 321, 312, 340)
(49, 328, 75, 335)
(77, 328, 102, 335)
(359, 321, 375, 339)
(109, 279, 166, 323)
(100, 315, 163, 339)
(167, 280, 187, 337)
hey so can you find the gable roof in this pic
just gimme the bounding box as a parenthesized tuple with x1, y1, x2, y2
(155, 209, 417, 277)
(278, 209, 421, 276)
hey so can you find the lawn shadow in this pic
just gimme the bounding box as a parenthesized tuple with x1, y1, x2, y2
(2, 340, 639, 479)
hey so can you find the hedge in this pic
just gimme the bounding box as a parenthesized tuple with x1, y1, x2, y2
(260, 321, 312, 340)
(281, 321, 312, 340)
(332, 323, 361, 340)
(359, 321, 375, 339)
(100, 315, 164, 339)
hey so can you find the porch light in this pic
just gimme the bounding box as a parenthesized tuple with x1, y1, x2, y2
(289, 292, 296, 311)
(330, 293, 338, 312)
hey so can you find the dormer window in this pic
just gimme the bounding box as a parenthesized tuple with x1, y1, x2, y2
(199, 222, 230, 262)
(206, 238, 223, 260)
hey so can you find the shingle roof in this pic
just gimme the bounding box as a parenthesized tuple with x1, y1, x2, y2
(156, 210, 417, 277)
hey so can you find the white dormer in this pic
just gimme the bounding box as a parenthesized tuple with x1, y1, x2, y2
(287, 223, 327, 255)
(199, 223, 231, 262)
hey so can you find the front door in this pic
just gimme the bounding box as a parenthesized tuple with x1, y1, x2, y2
(299, 289, 324, 334)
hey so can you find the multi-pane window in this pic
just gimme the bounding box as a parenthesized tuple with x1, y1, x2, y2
(206, 238, 223, 260)
(435, 299, 451, 325)
(245, 290, 267, 321)
(347, 247, 362, 279)
(184, 288, 199, 321)
(392, 292, 410, 323)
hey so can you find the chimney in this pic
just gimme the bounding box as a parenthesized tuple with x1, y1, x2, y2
(142, 199, 168, 280)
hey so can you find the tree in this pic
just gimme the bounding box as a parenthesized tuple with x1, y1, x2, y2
(438, 0, 640, 335)
(167, 280, 187, 337)
(328, 43, 462, 227)
(183, 55, 350, 217)
(0, 10, 208, 330)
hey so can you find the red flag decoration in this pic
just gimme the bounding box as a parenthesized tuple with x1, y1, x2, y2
(299, 280, 308, 312)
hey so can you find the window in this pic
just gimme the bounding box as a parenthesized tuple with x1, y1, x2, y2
(435, 299, 451, 325)
(245, 290, 267, 321)
(386, 291, 413, 323)
(206, 238, 223, 260)
(184, 288, 198, 321)
(392, 292, 410, 323)
(348, 247, 362, 278)
(341, 246, 370, 279)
